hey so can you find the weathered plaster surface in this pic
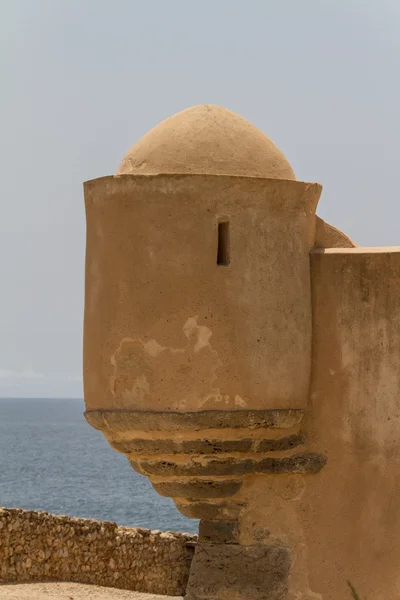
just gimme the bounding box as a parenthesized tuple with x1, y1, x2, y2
(84, 175, 320, 413)
(235, 248, 400, 600)
(109, 317, 228, 410)
(314, 216, 356, 249)
(301, 247, 400, 600)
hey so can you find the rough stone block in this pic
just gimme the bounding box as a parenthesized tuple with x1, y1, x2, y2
(198, 520, 239, 544)
(185, 542, 291, 599)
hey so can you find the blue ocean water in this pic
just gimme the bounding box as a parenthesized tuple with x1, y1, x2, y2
(0, 398, 198, 534)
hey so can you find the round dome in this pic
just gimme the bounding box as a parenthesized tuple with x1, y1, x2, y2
(117, 104, 295, 180)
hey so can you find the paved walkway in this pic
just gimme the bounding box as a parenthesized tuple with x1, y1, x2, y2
(0, 583, 181, 600)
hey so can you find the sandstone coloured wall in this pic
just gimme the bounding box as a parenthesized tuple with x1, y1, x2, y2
(0, 508, 195, 596)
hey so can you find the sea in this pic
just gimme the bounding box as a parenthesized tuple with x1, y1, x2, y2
(0, 398, 198, 534)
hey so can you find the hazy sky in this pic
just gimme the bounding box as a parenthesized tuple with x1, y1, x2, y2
(1, 0, 399, 397)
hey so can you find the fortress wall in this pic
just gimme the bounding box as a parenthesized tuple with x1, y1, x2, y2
(299, 247, 400, 599)
(0, 507, 195, 596)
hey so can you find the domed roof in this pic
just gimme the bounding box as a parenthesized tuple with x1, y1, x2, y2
(117, 104, 295, 180)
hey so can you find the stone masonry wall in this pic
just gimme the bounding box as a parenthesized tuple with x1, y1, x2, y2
(0, 508, 196, 596)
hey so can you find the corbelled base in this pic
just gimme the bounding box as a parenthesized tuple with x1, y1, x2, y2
(84, 408, 325, 521)
(85, 409, 325, 599)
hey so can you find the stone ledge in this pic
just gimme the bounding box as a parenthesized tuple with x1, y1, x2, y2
(174, 501, 245, 520)
(111, 434, 305, 455)
(151, 479, 243, 499)
(136, 453, 327, 478)
(85, 409, 304, 433)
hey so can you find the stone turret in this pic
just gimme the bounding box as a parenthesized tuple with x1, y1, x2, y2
(83, 105, 400, 600)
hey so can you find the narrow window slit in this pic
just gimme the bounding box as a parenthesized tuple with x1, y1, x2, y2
(217, 221, 230, 266)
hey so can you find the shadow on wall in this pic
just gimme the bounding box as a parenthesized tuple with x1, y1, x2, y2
(348, 581, 363, 600)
